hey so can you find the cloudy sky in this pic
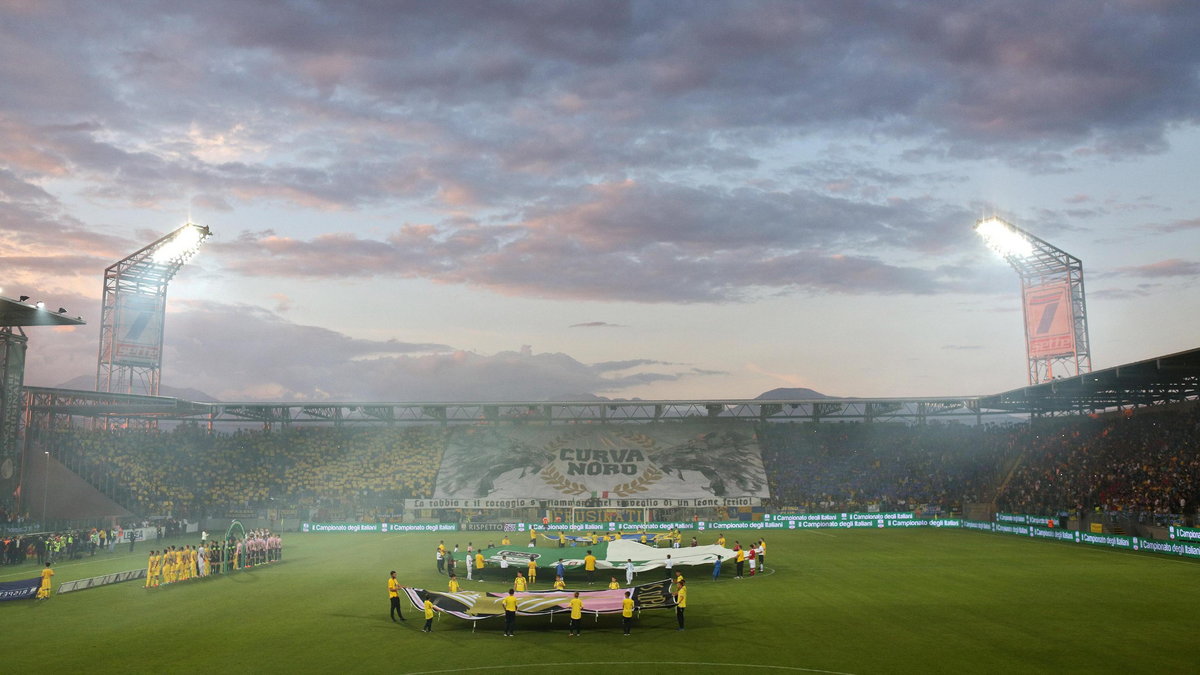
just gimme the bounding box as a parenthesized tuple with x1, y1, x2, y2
(3, 0, 1198, 402)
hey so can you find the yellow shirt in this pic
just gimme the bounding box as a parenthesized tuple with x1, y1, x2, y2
(569, 597, 583, 619)
(736, 549, 745, 562)
(584, 555, 596, 571)
(553, 580, 566, 590)
(717, 536, 726, 546)
(448, 579, 460, 593)
(622, 597, 635, 618)
(388, 577, 400, 598)
(475, 553, 485, 569)
(527, 560, 537, 574)
(502, 595, 518, 611)
(676, 585, 687, 608)
(514, 576, 527, 591)
(608, 580, 620, 589)
(424, 599, 434, 620)
(501, 536, 510, 546)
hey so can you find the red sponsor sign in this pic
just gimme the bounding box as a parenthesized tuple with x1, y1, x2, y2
(1023, 282, 1075, 358)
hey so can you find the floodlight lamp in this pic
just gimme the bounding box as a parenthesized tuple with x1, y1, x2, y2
(974, 217, 1033, 259)
(152, 223, 211, 265)
(35, 301, 45, 309)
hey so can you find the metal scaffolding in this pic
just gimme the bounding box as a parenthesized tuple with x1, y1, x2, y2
(976, 217, 1092, 385)
(95, 223, 211, 406)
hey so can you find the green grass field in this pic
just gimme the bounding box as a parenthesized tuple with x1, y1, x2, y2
(3, 528, 1198, 674)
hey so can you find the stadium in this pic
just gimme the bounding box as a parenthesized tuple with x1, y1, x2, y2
(2, 219, 1199, 673)
(4, 4, 1200, 674)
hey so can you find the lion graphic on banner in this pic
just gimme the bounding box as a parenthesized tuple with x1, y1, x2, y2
(650, 429, 764, 497)
(439, 430, 554, 497)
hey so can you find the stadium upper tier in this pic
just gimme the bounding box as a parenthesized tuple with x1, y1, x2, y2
(24, 404, 1200, 526)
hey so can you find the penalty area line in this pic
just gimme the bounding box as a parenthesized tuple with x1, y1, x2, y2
(404, 661, 857, 675)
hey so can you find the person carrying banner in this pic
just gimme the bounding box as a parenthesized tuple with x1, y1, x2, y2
(674, 579, 687, 630)
(735, 545, 745, 578)
(622, 591, 636, 636)
(514, 571, 527, 591)
(748, 546, 757, 577)
(502, 589, 518, 636)
(625, 558, 635, 586)
(36, 562, 53, 599)
(584, 550, 596, 584)
(529, 526, 537, 548)
(388, 571, 406, 622)
(664, 554, 674, 579)
(713, 555, 723, 581)
(555, 558, 566, 580)
(474, 551, 485, 581)
(422, 596, 435, 632)
(569, 592, 584, 637)
(436, 548, 445, 575)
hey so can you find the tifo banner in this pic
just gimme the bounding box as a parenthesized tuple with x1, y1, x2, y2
(1023, 281, 1075, 359)
(0, 577, 40, 601)
(113, 292, 165, 366)
(57, 569, 146, 594)
(431, 422, 769, 501)
(403, 578, 677, 621)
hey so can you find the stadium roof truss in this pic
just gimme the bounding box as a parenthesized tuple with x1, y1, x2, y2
(20, 348, 1200, 429)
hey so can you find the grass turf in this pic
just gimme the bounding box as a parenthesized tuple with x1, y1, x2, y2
(3, 527, 1199, 674)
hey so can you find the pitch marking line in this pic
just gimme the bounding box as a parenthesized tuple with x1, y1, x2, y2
(404, 661, 856, 675)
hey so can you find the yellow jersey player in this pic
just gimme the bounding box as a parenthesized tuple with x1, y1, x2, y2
(583, 550, 597, 583)
(502, 589, 518, 636)
(674, 579, 687, 630)
(621, 591, 635, 635)
(608, 577, 620, 590)
(514, 571, 527, 591)
(422, 597, 435, 632)
(448, 575, 461, 593)
(553, 576, 566, 591)
(474, 552, 485, 581)
(388, 571, 406, 622)
(527, 558, 537, 584)
(36, 562, 53, 599)
(568, 592, 584, 636)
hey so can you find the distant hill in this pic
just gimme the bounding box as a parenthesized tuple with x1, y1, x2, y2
(53, 375, 220, 402)
(754, 387, 829, 400)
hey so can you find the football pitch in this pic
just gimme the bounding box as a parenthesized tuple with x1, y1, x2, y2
(3, 527, 1198, 674)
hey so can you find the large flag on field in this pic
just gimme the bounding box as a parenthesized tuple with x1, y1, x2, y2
(0, 577, 41, 601)
(403, 578, 677, 620)
(432, 421, 769, 500)
(468, 539, 735, 573)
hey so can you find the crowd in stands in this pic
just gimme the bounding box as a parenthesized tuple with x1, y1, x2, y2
(47, 425, 446, 518)
(27, 404, 1200, 527)
(997, 407, 1200, 524)
(759, 422, 1021, 513)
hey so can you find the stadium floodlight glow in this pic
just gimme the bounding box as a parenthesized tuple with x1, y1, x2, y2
(152, 222, 209, 265)
(974, 215, 1092, 389)
(35, 301, 45, 309)
(975, 217, 1034, 259)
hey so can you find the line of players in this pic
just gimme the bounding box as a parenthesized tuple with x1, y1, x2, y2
(144, 530, 282, 587)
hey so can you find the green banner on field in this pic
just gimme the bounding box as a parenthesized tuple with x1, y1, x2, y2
(1168, 525, 1200, 542)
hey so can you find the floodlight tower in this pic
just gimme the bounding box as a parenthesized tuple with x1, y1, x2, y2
(96, 223, 211, 404)
(975, 216, 1091, 385)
